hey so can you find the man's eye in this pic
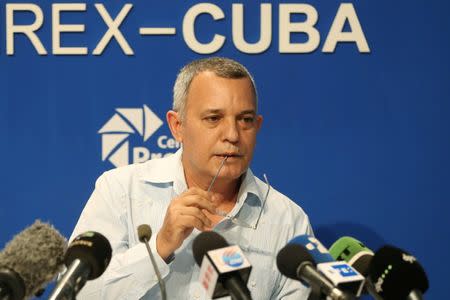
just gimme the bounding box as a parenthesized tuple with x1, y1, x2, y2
(205, 115, 220, 122)
(239, 115, 255, 124)
(243, 117, 255, 123)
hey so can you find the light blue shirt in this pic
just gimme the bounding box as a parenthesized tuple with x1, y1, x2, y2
(70, 149, 313, 299)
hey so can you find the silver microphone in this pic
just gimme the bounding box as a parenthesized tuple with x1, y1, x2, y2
(137, 224, 167, 300)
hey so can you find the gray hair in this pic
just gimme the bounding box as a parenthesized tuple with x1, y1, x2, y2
(172, 57, 258, 119)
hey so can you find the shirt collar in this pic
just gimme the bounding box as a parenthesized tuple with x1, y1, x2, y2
(237, 168, 264, 205)
(139, 148, 183, 183)
(225, 169, 265, 229)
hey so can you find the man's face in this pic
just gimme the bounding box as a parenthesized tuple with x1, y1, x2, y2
(169, 71, 262, 182)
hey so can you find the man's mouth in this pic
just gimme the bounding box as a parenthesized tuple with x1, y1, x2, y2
(216, 153, 243, 158)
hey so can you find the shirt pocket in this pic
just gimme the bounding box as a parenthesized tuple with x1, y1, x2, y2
(243, 248, 278, 299)
(238, 223, 289, 299)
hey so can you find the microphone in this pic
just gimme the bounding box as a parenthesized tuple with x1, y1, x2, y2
(289, 235, 364, 298)
(0, 220, 67, 300)
(276, 242, 354, 300)
(49, 231, 112, 300)
(329, 236, 384, 299)
(192, 231, 252, 300)
(137, 224, 167, 300)
(289, 235, 335, 263)
(368, 245, 428, 300)
(329, 236, 374, 277)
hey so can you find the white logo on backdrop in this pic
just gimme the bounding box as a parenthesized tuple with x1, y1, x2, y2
(98, 105, 179, 167)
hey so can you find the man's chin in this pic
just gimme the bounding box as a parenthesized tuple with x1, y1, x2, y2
(219, 166, 247, 180)
(208, 157, 248, 178)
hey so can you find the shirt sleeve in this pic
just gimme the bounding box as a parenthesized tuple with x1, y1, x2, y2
(69, 172, 170, 300)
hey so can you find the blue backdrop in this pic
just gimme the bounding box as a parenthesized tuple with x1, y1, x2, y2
(1, 0, 449, 298)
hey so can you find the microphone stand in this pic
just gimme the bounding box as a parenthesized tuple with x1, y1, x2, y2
(142, 237, 167, 300)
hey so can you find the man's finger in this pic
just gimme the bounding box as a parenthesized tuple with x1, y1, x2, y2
(179, 215, 206, 231)
(180, 207, 213, 227)
(175, 194, 217, 214)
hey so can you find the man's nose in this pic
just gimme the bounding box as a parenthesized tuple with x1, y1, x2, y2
(222, 118, 239, 144)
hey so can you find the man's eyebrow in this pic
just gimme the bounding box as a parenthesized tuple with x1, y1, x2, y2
(202, 109, 223, 115)
(201, 109, 256, 115)
(239, 110, 256, 115)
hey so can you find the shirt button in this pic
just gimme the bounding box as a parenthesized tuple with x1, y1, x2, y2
(193, 291, 200, 299)
(251, 281, 257, 287)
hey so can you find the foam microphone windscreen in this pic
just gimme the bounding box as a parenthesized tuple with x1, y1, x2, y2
(192, 231, 228, 266)
(0, 220, 67, 298)
(276, 244, 315, 280)
(65, 231, 112, 280)
(369, 245, 429, 300)
(137, 225, 152, 243)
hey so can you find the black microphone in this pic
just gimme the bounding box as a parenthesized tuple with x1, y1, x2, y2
(49, 231, 112, 300)
(276, 243, 355, 300)
(137, 224, 167, 300)
(368, 245, 428, 300)
(0, 220, 67, 300)
(192, 231, 252, 300)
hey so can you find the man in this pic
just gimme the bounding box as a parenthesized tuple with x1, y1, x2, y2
(70, 57, 313, 299)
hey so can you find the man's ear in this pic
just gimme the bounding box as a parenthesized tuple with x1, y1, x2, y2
(256, 115, 263, 132)
(166, 110, 183, 142)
